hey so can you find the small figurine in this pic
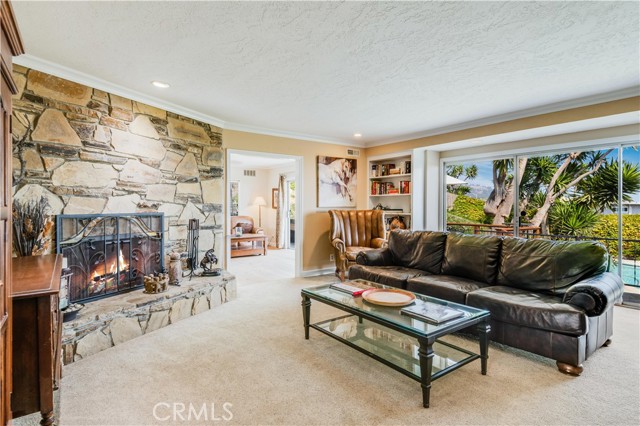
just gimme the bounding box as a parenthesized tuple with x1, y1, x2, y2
(200, 249, 221, 276)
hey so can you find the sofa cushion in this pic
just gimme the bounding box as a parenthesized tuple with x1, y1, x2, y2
(388, 230, 447, 274)
(466, 286, 587, 336)
(348, 265, 427, 289)
(345, 246, 375, 261)
(498, 238, 608, 294)
(407, 275, 490, 305)
(441, 233, 502, 284)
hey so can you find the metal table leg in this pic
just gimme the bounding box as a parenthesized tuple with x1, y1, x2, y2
(302, 295, 311, 339)
(418, 337, 435, 408)
(477, 319, 491, 375)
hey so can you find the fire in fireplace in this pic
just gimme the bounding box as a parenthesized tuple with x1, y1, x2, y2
(56, 213, 164, 303)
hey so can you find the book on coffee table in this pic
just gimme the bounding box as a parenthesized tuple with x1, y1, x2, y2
(400, 301, 464, 324)
(330, 280, 376, 296)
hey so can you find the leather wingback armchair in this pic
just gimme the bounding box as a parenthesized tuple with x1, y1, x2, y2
(328, 210, 387, 280)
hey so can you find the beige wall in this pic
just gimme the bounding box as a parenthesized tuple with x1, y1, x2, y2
(229, 167, 270, 227)
(223, 130, 367, 273)
(225, 98, 640, 273)
(365, 97, 640, 157)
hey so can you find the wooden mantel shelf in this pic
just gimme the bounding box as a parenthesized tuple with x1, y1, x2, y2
(11, 254, 62, 299)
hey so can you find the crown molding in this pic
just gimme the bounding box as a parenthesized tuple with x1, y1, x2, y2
(14, 54, 226, 128)
(15, 54, 363, 148)
(15, 55, 638, 150)
(365, 86, 640, 148)
(224, 121, 364, 148)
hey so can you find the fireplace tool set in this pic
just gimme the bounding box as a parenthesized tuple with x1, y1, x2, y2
(184, 218, 221, 280)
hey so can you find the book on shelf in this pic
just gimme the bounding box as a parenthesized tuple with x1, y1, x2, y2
(330, 280, 376, 296)
(370, 181, 398, 195)
(405, 161, 411, 174)
(376, 163, 396, 177)
(400, 301, 464, 324)
(399, 181, 410, 194)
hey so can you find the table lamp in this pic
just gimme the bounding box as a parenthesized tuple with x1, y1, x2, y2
(254, 196, 267, 227)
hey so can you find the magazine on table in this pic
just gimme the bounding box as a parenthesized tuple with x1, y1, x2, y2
(400, 301, 464, 324)
(330, 280, 376, 296)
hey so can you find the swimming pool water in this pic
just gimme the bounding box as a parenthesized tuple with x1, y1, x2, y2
(620, 264, 639, 286)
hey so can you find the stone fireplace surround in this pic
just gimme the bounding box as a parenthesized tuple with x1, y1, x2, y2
(62, 272, 237, 364)
(11, 65, 225, 266)
(11, 63, 233, 364)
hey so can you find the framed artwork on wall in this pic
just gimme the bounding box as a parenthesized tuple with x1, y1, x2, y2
(317, 156, 357, 208)
(272, 188, 279, 209)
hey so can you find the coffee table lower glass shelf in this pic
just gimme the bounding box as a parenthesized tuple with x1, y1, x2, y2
(301, 282, 491, 408)
(312, 314, 479, 382)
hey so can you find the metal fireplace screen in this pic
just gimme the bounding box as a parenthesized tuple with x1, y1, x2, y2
(56, 213, 164, 303)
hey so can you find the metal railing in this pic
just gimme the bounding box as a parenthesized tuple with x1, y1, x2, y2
(446, 222, 640, 288)
(446, 222, 541, 237)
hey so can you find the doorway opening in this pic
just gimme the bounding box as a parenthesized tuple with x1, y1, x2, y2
(226, 150, 302, 284)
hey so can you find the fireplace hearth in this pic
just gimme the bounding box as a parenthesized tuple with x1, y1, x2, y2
(56, 213, 164, 303)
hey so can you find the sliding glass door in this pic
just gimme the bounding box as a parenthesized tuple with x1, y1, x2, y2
(621, 145, 640, 286)
(443, 142, 640, 287)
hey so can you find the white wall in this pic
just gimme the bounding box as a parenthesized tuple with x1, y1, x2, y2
(229, 162, 296, 246)
(229, 167, 270, 229)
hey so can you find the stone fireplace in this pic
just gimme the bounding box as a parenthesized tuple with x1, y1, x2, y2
(57, 213, 164, 303)
(10, 63, 233, 366)
(11, 66, 225, 270)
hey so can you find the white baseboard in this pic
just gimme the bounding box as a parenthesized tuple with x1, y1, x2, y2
(299, 268, 335, 278)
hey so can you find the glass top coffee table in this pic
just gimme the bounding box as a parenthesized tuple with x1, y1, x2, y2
(301, 280, 491, 408)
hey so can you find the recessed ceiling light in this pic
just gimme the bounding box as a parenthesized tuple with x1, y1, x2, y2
(354, 133, 362, 138)
(151, 81, 170, 88)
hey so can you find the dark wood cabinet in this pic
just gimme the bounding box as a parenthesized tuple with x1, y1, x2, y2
(0, 1, 23, 424)
(11, 255, 62, 426)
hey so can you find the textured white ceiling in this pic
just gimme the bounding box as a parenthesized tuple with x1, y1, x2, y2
(12, 1, 640, 145)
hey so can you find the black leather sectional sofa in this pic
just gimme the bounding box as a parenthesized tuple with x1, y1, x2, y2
(351, 230, 625, 375)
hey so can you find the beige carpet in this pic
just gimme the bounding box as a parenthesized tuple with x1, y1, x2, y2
(228, 247, 295, 283)
(52, 271, 639, 425)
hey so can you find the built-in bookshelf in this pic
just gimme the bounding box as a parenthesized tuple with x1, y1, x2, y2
(368, 152, 413, 233)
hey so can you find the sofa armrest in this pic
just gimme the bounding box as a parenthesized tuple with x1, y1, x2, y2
(331, 238, 346, 253)
(562, 272, 624, 316)
(356, 248, 393, 266)
(371, 237, 388, 249)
